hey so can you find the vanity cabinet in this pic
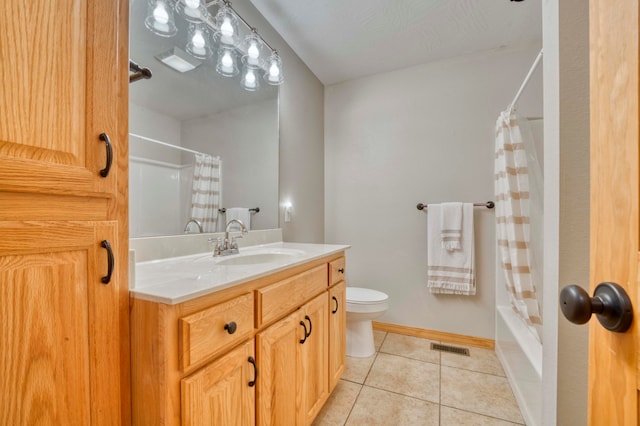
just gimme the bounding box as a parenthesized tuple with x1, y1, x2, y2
(181, 340, 256, 426)
(0, 0, 129, 423)
(131, 253, 346, 425)
(257, 292, 329, 425)
(328, 280, 347, 392)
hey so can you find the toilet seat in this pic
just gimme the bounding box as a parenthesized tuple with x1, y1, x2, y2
(346, 287, 388, 304)
(346, 287, 389, 313)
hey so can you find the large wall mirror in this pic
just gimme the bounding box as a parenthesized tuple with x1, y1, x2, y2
(129, 0, 279, 238)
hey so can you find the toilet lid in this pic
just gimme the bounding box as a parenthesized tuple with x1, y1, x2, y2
(346, 287, 389, 304)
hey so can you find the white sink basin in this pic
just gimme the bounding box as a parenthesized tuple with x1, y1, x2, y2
(212, 247, 306, 266)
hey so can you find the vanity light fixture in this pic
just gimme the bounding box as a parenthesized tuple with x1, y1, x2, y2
(186, 23, 213, 59)
(240, 62, 260, 91)
(175, 0, 208, 22)
(264, 51, 284, 86)
(213, 4, 239, 46)
(144, 0, 284, 88)
(145, 0, 178, 37)
(215, 46, 239, 77)
(155, 47, 202, 73)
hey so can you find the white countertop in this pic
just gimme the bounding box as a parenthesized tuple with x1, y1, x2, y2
(131, 242, 350, 304)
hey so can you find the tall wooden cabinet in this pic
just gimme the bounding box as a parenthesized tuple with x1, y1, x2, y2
(0, 0, 129, 423)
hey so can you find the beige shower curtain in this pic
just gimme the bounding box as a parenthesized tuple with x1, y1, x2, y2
(190, 153, 221, 233)
(495, 111, 542, 341)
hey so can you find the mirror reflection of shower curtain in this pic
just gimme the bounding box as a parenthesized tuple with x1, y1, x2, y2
(190, 154, 221, 232)
(495, 111, 542, 342)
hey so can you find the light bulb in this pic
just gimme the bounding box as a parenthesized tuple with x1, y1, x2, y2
(192, 30, 205, 48)
(269, 63, 280, 78)
(221, 51, 233, 68)
(153, 2, 169, 24)
(220, 17, 234, 38)
(185, 0, 200, 8)
(248, 42, 260, 59)
(246, 70, 256, 83)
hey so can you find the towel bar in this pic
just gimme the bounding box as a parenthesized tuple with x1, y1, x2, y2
(417, 201, 494, 211)
(218, 207, 260, 213)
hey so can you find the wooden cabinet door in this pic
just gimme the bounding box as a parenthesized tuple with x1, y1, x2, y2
(0, 0, 120, 196)
(181, 340, 256, 426)
(299, 293, 329, 425)
(0, 221, 122, 424)
(328, 281, 346, 392)
(256, 310, 303, 426)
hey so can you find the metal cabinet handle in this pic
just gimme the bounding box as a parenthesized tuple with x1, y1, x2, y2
(248, 356, 257, 387)
(99, 133, 113, 178)
(100, 240, 114, 284)
(338, 268, 345, 274)
(304, 315, 312, 337)
(224, 321, 237, 334)
(332, 296, 339, 314)
(299, 320, 308, 344)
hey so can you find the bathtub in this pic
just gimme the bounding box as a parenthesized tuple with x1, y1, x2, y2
(495, 305, 542, 426)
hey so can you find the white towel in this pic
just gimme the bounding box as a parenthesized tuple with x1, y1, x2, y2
(427, 203, 475, 295)
(440, 202, 463, 251)
(225, 207, 251, 231)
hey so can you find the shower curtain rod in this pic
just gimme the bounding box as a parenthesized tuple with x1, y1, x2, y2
(129, 133, 217, 158)
(508, 49, 543, 112)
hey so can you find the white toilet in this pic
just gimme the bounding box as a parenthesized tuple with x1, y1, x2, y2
(346, 287, 389, 358)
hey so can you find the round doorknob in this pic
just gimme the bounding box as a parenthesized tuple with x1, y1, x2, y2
(559, 282, 633, 333)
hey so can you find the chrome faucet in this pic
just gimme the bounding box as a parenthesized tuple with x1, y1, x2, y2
(183, 218, 203, 233)
(211, 219, 248, 256)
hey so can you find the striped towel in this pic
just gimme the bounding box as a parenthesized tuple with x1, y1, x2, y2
(427, 203, 475, 295)
(441, 202, 463, 251)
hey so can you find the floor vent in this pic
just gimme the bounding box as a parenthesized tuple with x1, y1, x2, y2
(430, 343, 470, 356)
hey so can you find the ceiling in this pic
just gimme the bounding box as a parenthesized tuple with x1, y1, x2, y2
(249, 0, 542, 85)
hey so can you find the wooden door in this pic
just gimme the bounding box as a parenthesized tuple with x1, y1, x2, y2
(181, 340, 256, 426)
(588, 0, 639, 424)
(256, 309, 303, 426)
(0, 0, 119, 196)
(0, 221, 121, 424)
(328, 281, 346, 392)
(300, 293, 329, 425)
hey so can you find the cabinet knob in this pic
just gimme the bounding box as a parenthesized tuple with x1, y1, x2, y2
(224, 321, 237, 334)
(338, 268, 345, 274)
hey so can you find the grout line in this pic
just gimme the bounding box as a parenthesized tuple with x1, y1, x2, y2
(439, 404, 525, 425)
(343, 381, 364, 426)
(360, 383, 440, 406)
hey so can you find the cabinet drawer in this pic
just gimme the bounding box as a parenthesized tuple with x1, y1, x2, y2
(257, 265, 327, 327)
(179, 292, 254, 371)
(329, 257, 346, 286)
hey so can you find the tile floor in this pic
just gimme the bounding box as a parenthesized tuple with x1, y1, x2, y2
(313, 331, 524, 426)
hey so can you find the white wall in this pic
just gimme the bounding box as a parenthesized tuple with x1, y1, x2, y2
(238, 0, 326, 243)
(182, 99, 279, 231)
(325, 44, 542, 339)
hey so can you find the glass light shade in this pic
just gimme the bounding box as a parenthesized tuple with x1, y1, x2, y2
(215, 46, 239, 77)
(186, 23, 212, 59)
(145, 0, 178, 37)
(175, 0, 207, 22)
(264, 52, 284, 85)
(240, 61, 260, 91)
(241, 32, 263, 67)
(213, 6, 239, 46)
